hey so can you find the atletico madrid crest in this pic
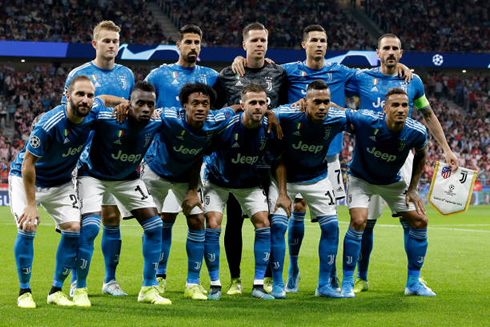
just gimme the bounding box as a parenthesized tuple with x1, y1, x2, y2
(441, 166, 451, 179)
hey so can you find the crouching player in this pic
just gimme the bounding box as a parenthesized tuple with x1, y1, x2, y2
(341, 87, 435, 297)
(202, 83, 280, 300)
(10, 76, 102, 308)
(74, 81, 172, 306)
(268, 80, 347, 299)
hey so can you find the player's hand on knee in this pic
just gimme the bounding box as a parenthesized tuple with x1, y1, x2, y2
(231, 56, 247, 78)
(274, 193, 292, 217)
(406, 189, 426, 216)
(182, 192, 203, 216)
(19, 205, 40, 232)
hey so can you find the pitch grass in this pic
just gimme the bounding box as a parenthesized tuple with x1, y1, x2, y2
(0, 206, 489, 326)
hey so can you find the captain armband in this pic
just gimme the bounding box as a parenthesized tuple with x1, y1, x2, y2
(414, 95, 430, 111)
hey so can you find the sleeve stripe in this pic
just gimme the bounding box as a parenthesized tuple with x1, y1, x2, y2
(43, 111, 65, 132)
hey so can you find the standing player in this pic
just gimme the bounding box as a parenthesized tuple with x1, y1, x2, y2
(345, 34, 458, 293)
(203, 84, 278, 300)
(144, 25, 218, 294)
(141, 82, 236, 300)
(11, 76, 99, 308)
(63, 20, 134, 297)
(74, 81, 171, 306)
(340, 88, 435, 297)
(214, 22, 288, 295)
(146, 24, 218, 108)
(268, 80, 347, 298)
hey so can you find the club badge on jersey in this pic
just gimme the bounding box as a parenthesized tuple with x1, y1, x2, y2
(427, 162, 477, 216)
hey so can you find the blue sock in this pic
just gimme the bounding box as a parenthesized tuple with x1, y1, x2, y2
(270, 214, 288, 287)
(357, 219, 376, 281)
(141, 216, 163, 287)
(77, 215, 101, 288)
(400, 219, 410, 254)
(317, 215, 339, 288)
(70, 269, 77, 284)
(14, 230, 36, 289)
(204, 228, 221, 283)
(187, 229, 205, 284)
(158, 221, 174, 276)
(101, 225, 121, 283)
(53, 230, 79, 287)
(254, 227, 271, 281)
(407, 227, 428, 278)
(342, 227, 363, 279)
(288, 212, 305, 275)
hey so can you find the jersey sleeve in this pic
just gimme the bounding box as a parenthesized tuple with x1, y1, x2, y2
(413, 124, 428, 151)
(26, 122, 51, 158)
(345, 70, 361, 95)
(145, 68, 160, 99)
(208, 108, 235, 130)
(213, 74, 228, 109)
(340, 64, 359, 84)
(412, 75, 430, 111)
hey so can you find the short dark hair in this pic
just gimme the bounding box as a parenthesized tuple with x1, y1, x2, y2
(179, 82, 217, 106)
(385, 87, 408, 101)
(132, 81, 155, 95)
(303, 25, 326, 42)
(377, 33, 402, 49)
(243, 22, 267, 40)
(241, 83, 266, 101)
(68, 75, 92, 94)
(178, 24, 202, 41)
(306, 80, 330, 93)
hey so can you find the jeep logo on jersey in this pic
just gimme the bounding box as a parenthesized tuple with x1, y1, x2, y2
(292, 141, 323, 154)
(231, 153, 259, 165)
(62, 144, 84, 157)
(111, 150, 142, 164)
(173, 145, 202, 155)
(366, 146, 396, 162)
(372, 97, 385, 108)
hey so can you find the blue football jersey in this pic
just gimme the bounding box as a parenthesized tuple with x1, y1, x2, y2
(273, 105, 348, 183)
(62, 62, 134, 103)
(9, 98, 103, 187)
(77, 108, 163, 181)
(204, 113, 273, 188)
(346, 109, 427, 185)
(145, 64, 219, 108)
(282, 61, 357, 156)
(144, 107, 235, 183)
(346, 67, 427, 116)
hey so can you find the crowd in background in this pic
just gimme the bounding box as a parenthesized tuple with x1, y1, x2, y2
(161, 0, 374, 50)
(0, 0, 167, 45)
(365, 0, 489, 53)
(0, 64, 488, 187)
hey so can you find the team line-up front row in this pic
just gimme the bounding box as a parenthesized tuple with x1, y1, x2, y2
(10, 76, 435, 308)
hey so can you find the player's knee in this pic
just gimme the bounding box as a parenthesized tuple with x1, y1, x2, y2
(410, 215, 428, 229)
(293, 198, 306, 212)
(251, 212, 270, 229)
(350, 215, 367, 231)
(187, 214, 205, 230)
(101, 206, 121, 226)
(161, 212, 177, 223)
(59, 221, 81, 232)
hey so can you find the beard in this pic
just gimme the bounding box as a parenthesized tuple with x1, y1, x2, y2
(70, 98, 90, 118)
(183, 51, 198, 63)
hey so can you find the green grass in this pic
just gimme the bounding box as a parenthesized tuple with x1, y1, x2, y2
(1, 205, 489, 326)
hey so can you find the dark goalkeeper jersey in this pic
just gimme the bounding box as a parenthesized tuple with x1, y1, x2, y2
(214, 62, 288, 109)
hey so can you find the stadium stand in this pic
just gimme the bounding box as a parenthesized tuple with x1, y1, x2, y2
(160, 0, 375, 49)
(0, 0, 167, 45)
(364, 0, 489, 53)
